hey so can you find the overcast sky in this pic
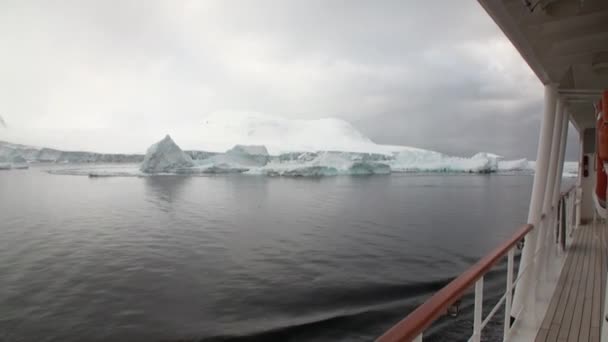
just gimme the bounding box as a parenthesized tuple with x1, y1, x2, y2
(0, 0, 579, 159)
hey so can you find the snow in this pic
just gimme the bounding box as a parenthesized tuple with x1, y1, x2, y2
(182, 111, 413, 155)
(140, 135, 194, 173)
(472, 152, 503, 160)
(227, 145, 269, 156)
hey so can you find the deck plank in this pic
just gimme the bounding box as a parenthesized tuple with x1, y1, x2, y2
(539, 227, 585, 342)
(539, 229, 577, 330)
(565, 226, 590, 342)
(578, 225, 597, 342)
(545, 227, 585, 342)
(557, 226, 589, 341)
(534, 224, 606, 342)
(591, 226, 605, 342)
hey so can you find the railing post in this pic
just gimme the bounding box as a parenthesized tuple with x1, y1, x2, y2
(473, 277, 484, 342)
(504, 249, 514, 340)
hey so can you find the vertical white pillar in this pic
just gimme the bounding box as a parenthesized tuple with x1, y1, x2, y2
(511, 84, 558, 319)
(538, 99, 564, 250)
(552, 107, 569, 244)
(541, 100, 565, 249)
(552, 107, 569, 208)
(545, 101, 565, 210)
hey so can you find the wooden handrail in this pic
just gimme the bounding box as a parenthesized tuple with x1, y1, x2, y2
(377, 185, 577, 342)
(376, 223, 533, 342)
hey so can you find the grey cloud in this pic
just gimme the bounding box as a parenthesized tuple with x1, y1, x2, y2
(0, 0, 579, 159)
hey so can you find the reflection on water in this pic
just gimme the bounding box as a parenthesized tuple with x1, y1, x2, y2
(0, 169, 536, 342)
(144, 176, 192, 211)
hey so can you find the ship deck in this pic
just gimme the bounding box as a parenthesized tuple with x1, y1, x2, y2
(535, 223, 607, 342)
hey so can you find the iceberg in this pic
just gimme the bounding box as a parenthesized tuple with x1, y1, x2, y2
(497, 158, 530, 172)
(37, 148, 63, 162)
(255, 151, 391, 176)
(185, 150, 219, 161)
(10, 154, 27, 164)
(0, 140, 144, 163)
(183, 144, 270, 174)
(140, 135, 194, 173)
(0, 152, 28, 170)
(0, 112, 561, 178)
(223, 144, 270, 166)
(390, 150, 498, 173)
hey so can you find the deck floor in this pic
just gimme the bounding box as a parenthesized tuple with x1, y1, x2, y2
(535, 223, 607, 342)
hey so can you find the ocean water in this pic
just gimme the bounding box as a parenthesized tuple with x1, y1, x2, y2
(0, 166, 541, 342)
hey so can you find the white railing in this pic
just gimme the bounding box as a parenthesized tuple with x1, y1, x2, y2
(377, 185, 578, 342)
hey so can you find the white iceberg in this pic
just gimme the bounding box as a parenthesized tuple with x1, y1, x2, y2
(389, 150, 499, 173)
(253, 151, 391, 176)
(0, 152, 28, 170)
(10, 154, 27, 164)
(223, 144, 270, 166)
(497, 158, 530, 171)
(140, 135, 194, 173)
(3, 112, 556, 178)
(227, 145, 269, 156)
(0, 140, 144, 164)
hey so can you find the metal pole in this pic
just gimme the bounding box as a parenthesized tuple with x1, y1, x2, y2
(473, 277, 484, 342)
(511, 84, 558, 319)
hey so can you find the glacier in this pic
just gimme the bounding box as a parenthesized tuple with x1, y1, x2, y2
(0, 112, 576, 178)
